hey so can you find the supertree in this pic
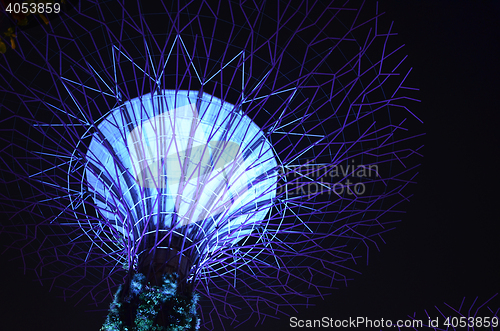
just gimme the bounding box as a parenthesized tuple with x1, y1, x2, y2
(0, 1, 423, 330)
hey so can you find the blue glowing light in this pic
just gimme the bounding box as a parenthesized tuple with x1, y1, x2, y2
(85, 90, 278, 257)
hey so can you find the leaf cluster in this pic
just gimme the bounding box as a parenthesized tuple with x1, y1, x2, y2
(101, 273, 200, 331)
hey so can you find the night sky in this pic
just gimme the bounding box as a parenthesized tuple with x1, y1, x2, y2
(1, 1, 499, 330)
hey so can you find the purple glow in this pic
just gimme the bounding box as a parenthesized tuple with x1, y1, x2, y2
(0, 1, 422, 329)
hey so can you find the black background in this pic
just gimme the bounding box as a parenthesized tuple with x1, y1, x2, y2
(1, 0, 499, 330)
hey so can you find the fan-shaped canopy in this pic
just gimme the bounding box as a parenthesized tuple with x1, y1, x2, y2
(86, 90, 278, 258)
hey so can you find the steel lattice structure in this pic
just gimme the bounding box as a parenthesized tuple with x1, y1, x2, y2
(0, 1, 423, 329)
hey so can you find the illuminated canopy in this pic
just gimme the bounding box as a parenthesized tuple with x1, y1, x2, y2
(86, 90, 278, 257)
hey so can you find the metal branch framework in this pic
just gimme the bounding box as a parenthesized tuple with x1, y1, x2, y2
(0, 1, 423, 329)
